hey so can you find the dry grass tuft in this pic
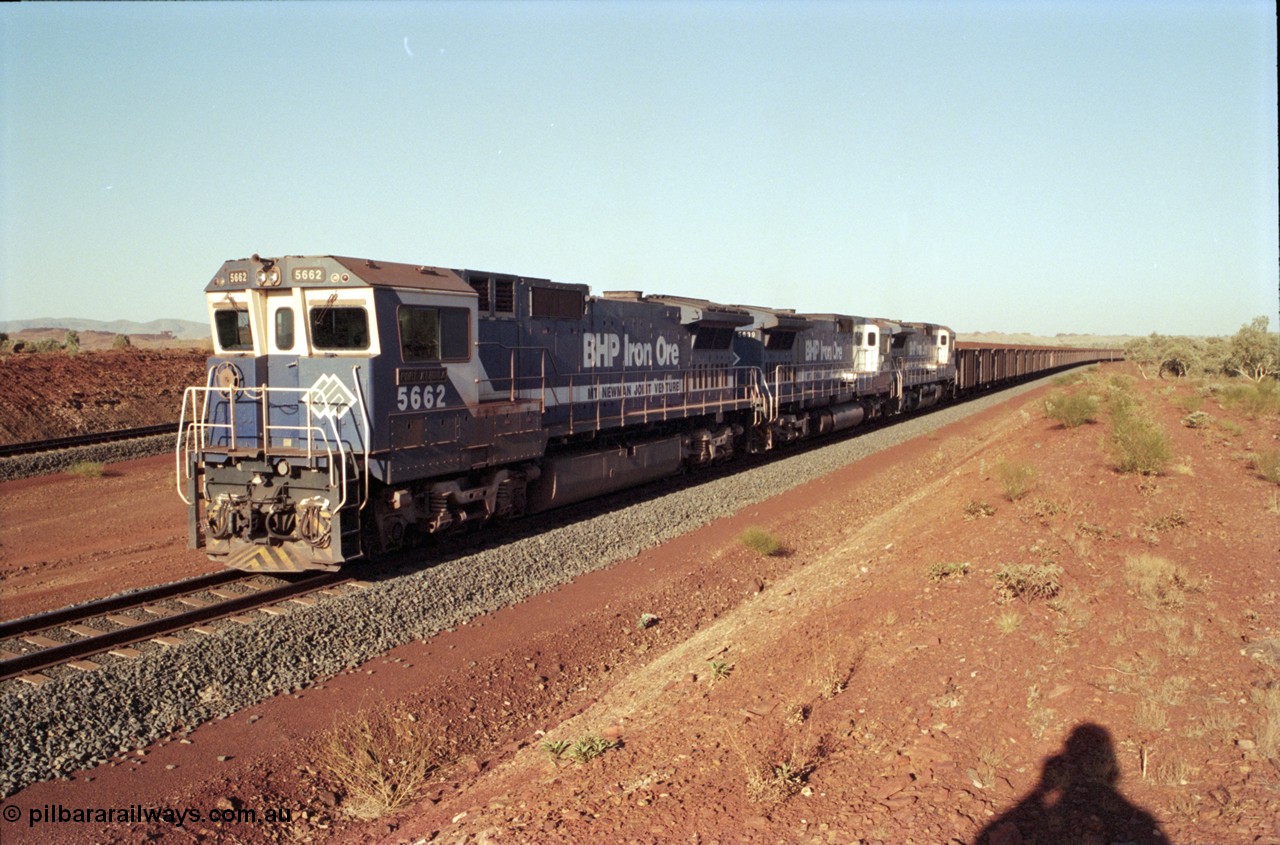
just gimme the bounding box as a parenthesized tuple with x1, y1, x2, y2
(1252, 448, 1280, 485)
(67, 460, 105, 478)
(1253, 686, 1280, 759)
(737, 723, 828, 805)
(995, 460, 1036, 501)
(740, 526, 782, 557)
(320, 703, 442, 820)
(1134, 699, 1169, 732)
(1124, 554, 1197, 610)
(995, 610, 1023, 634)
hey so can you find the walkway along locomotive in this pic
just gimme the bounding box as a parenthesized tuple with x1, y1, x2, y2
(176, 255, 1118, 572)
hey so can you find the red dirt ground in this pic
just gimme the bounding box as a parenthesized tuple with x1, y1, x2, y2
(2, 365, 1278, 845)
(0, 349, 208, 444)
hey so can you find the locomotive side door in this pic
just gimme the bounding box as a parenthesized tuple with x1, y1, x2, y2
(265, 289, 305, 447)
(853, 324, 881, 373)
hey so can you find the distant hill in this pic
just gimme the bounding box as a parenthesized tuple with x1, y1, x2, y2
(0, 317, 207, 340)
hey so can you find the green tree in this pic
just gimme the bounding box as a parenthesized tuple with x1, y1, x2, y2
(63, 329, 80, 354)
(1199, 336, 1229, 377)
(112, 333, 131, 349)
(1156, 336, 1201, 379)
(1227, 316, 1279, 382)
(1124, 335, 1161, 380)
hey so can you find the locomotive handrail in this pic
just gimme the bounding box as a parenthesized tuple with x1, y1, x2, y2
(175, 375, 369, 514)
(177, 386, 346, 510)
(351, 364, 372, 510)
(469, 351, 778, 432)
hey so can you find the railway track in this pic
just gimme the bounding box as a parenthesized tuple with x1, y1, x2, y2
(0, 570, 361, 685)
(0, 422, 180, 458)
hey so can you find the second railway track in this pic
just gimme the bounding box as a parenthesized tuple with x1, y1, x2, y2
(0, 570, 363, 685)
(0, 422, 180, 459)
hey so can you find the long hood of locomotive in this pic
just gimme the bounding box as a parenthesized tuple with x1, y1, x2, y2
(474, 297, 693, 409)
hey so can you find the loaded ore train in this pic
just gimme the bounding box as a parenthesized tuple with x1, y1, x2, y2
(176, 255, 1119, 572)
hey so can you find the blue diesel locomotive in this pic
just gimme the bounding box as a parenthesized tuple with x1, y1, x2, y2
(176, 254, 960, 571)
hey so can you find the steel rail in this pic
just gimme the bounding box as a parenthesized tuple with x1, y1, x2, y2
(0, 423, 180, 458)
(0, 572, 350, 683)
(0, 570, 246, 640)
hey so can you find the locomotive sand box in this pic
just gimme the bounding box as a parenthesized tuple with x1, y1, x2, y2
(179, 255, 1117, 572)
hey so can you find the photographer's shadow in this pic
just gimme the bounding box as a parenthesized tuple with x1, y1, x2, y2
(974, 723, 1171, 845)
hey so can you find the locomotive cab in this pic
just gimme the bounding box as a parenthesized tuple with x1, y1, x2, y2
(181, 256, 495, 571)
(849, 321, 889, 375)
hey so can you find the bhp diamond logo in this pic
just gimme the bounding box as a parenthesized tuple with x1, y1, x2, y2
(307, 374, 357, 421)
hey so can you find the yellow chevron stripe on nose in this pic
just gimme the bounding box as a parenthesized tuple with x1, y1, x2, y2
(227, 544, 311, 573)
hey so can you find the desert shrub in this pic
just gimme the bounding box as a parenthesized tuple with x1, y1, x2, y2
(1030, 497, 1062, 519)
(1107, 373, 1136, 392)
(1099, 373, 1137, 416)
(320, 704, 441, 820)
(112, 333, 131, 349)
(1253, 448, 1280, 485)
(1145, 510, 1187, 532)
(1214, 419, 1244, 437)
(1181, 410, 1211, 428)
(1110, 413, 1171, 475)
(1218, 380, 1280, 418)
(963, 500, 995, 519)
(995, 460, 1036, 501)
(1044, 391, 1099, 428)
(994, 564, 1062, 602)
(927, 561, 969, 582)
(740, 527, 782, 557)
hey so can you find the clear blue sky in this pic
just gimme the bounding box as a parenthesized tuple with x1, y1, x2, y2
(2, 1, 1275, 336)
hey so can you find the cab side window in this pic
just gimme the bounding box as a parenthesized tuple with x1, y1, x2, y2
(275, 308, 295, 351)
(399, 306, 470, 362)
(311, 307, 369, 350)
(215, 309, 253, 351)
